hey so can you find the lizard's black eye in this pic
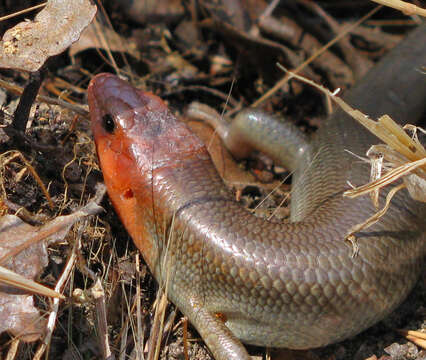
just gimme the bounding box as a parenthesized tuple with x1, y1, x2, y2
(102, 114, 115, 133)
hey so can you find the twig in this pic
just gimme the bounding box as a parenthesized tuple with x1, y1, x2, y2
(91, 278, 114, 360)
(0, 78, 89, 117)
(0, 2, 46, 22)
(0, 265, 63, 298)
(11, 67, 47, 132)
(183, 317, 189, 360)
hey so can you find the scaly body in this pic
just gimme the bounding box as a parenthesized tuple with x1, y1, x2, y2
(88, 25, 426, 360)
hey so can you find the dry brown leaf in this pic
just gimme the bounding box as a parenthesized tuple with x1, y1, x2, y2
(0, 0, 97, 72)
(69, 18, 139, 59)
(186, 119, 258, 188)
(0, 215, 50, 341)
(0, 200, 103, 341)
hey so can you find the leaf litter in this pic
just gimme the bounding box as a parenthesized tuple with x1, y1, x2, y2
(0, 191, 103, 341)
(0, 0, 96, 72)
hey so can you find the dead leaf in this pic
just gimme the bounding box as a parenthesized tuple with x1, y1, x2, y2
(186, 118, 284, 193)
(186, 118, 257, 188)
(184, 105, 285, 192)
(0, 215, 49, 341)
(0, 0, 97, 72)
(69, 18, 140, 59)
(0, 198, 103, 341)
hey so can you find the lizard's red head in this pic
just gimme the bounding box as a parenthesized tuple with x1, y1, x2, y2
(88, 73, 206, 265)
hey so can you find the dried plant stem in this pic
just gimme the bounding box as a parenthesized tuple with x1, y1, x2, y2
(92, 278, 113, 359)
(0, 78, 88, 117)
(5, 338, 20, 360)
(345, 183, 405, 239)
(398, 329, 426, 349)
(0, 265, 63, 298)
(278, 66, 426, 239)
(0, 150, 53, 209)
(0, 3, 46, 22)
(135, 254, 144, 359)
(33, 221, 85, 360)
(370, 0, 426, 16)
(183, 318, 189, 360)
(344, 157, 426, 198)
(277, 66, 426, 170)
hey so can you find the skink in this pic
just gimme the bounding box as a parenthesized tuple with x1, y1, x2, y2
(88, 24, 426, 360)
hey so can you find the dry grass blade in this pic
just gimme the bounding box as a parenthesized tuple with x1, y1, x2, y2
(0, 265, 64, 298)
(0, 3, 46, 22)
(398, 329, 426, 340)
(5, 338, 20, 360)
(33, 220, 87, 359)
(374, 115, 426, 163)
(278, 66, 426, 183)
(406, 336, 426, 349)
(370, 0, 426, 16)
(367, 151, 384, 208)
(345, 183, 405, 240)
(146, 215, 177, 360)
(278, 66, 426, 239)
(380, 115, 426, 157)
(149, 292, 168, 360)
(344, 157, 426, 198)
(0, 150, 54, 209)
(398, 329, 426, 349)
